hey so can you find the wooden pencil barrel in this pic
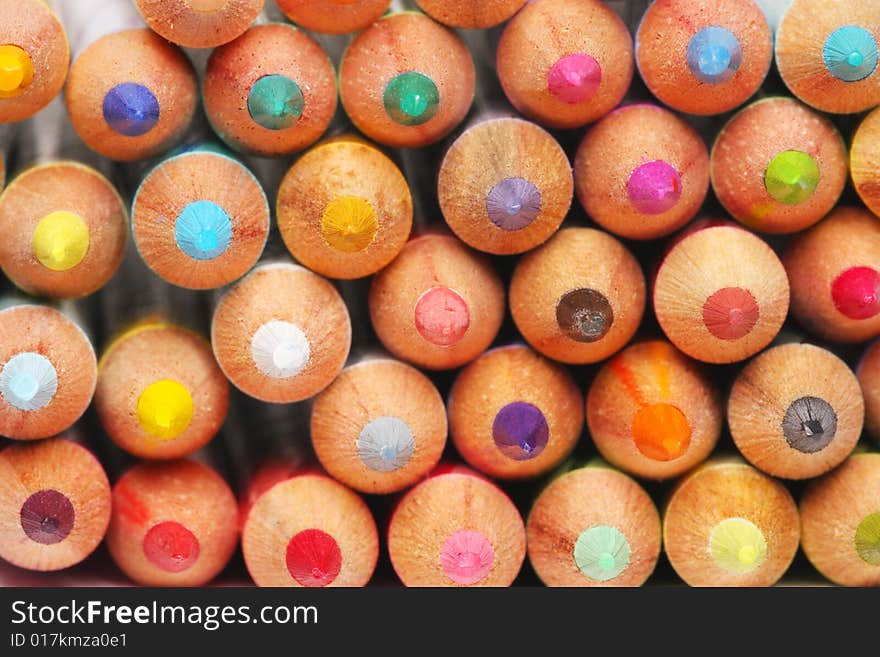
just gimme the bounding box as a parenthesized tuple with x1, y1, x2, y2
(65, 29, 197, 161)
(388, 469, 526, 587)
(654, 224, 789, 364)
(368, 235, 504, 370)
(496, 0, 633, 129)
(106, 459, 238, 586)
(438, 117, 573, 255)
(0, 161, 126, 299)
(0, 437, 110, 572)
(0, 305, 96, 440)
(776, 0, 880, 114)
(95, 322, 230, 460)
(801, 453, 880, 586)
(276, 137, 412, 280)
(448, 345, 583, 480)
(311, 358, 447, 494)
(728, 343, 864, 480)
(586, 340, 722, 480)
(664, 459, 800, 587)
(783, 207, 880, 343)
(203, 24, 337, 157)
(0, 0, 69, 123)
(242, 472, 379, 587)
(510, 227, 645, 364)
(212, 263, 352, 403)
(339, 13, 475, 148)
(134, 0, 263, 49)
(527, 464, 661, 587)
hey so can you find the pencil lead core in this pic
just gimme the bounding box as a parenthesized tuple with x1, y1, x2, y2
(823, 26, 878, 82)
(626, 160, 681, 215)
(136, 379, 194, 440)
(20, 490, 75, 545)
(574, 525, 630, 582)
(764, 149, 820, 205)
(440, 530, 494, 585)
(0, 45, 33, 96)
(556, 288, 613, 343)
(250, 320, 311, 379)
(143, 521, 200, 573)
(631, 402, 691, 461)
(321, 195, 378, 253)
(547, 53, 601, 104)
(102, 83, 160, 137)
(383, 71, 440, 126)
(357, 416, 415, 472)
(0, 352, 59, 411)
(492, 401, 549, 460)
(701, 286, 760, 340)
(486, 177, 542, 231)
(781, 396, 837, 453)
(174, 200, 233, 261)
(709, 517, 767, 574)
(286, 528, 342, 587)
(831, 266, 880, 320)
(248, 74, 304, 131)
(855, 512, 880, 566)
(686, 27, 742, 84)
(32, 211, 91, 272)
(414, 286, 470, 347)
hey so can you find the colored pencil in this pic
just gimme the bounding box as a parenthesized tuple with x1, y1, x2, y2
(0, 126, 6, 189)
(0, 161, 126, 299)
(369, 234, 505, 370)
(134, 0, 264, 49)
(416, 0, 527, 29)
(203, 24, 337, 157)
(0, 0, 68, 123)
(94, 321, 230, 460)
(635, 0, 772, 116)
(338, 12, 475, 148)
(728, 343, 864, 480)
(496, 0, 633, 129)
(776, 0, 880, 114)
(237, 458, 305, 530)
(65, 29, 197, 161)
(211, 262, 352, 403)
(276, 136, 412, 279)
(783, 207, 880, 343)
(654, 223, 790, 364)
(0, 436, 110, 572)
(850, 106, 880, 218)
(510, 227, 645, 364)
(241, 471, 379, 587)
(800, 453, 880, 586)
(586, 340, 722, 480)
(388, 468, 526, 586)
(527, 463, 661, 587)
(275, 0, 390, 34)
(663, 459, 800, 587)
(0, 304, 96, 440)
(573, 103, 709, 241)
(131, 148, 270, 290)
(438, 117, 573, 255)
(859, 340, 880, 443)
(310, 358, 447, 494)
(710, 97, 847, 234)
(106, 459, 238, 586)
(448, 345, 583, 480)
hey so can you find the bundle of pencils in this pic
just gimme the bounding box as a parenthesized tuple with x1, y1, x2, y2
(2, 0, 880, 590)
